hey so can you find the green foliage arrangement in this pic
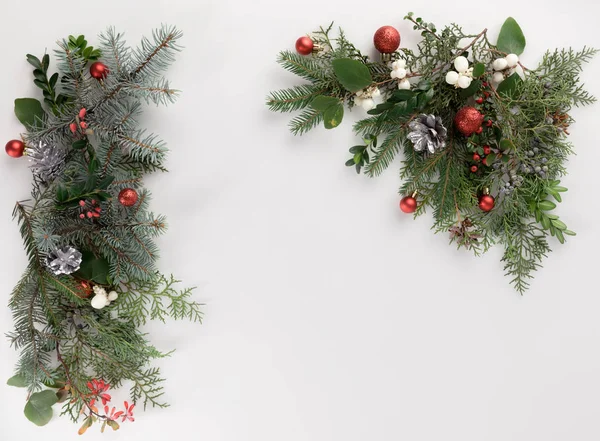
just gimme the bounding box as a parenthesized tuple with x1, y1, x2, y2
(267, 15, 597, 293)
(3, 26, 201, 433)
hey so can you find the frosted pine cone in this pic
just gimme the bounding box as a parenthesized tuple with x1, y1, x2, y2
(407, 114, 448, 154)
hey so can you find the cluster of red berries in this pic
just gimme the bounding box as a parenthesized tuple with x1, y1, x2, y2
(79, 199, 102, 219)
(470, 145, 493, 173)
(70, 108, 89, 134)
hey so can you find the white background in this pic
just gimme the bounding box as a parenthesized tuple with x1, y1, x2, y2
(1, 0, 600, 439)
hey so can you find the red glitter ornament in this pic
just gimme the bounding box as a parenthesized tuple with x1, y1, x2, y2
(118, 188, 139, 207)
(454, 106, 484, 136)
(478, 194, 495, 212)
(295, 36, 314, 55)
(90, 61, 109, 80)
(399, 195, 417, 213)
(373, 26, 401, 53)
(5, 139, 25, 158)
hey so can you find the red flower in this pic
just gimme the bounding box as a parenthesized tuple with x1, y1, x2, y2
(121, 401, 135, 422)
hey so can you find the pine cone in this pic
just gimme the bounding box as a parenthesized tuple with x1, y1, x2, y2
(46, 246, 83, 275)
(28, 141, 67, 183)
(407, 114, 448, 154)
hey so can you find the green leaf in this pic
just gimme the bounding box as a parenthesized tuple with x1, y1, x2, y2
(417, 88, 435, 109)
(26, 54, 42, 69)
(72, 140, 87, 150)
(49, 73, 59, 89)
(497, 17, 526, 56)
(310, 95, 340, 112)
(349, 145, 365, 154)
(367, 101, 395, 115)
(496, 73, 523, 99)
(14, 98, 45, 127)
(390, 90, 415, 102)
(564, 230, 576, 236)
(24, 390, 58, 426)
(472, 63, 486, 78)
(331, 58, 372, 93)
(499, 139, 515, 151)
(538, 200, 557, 211)
(7, 374, 27, 387)
(97, 175, 115, 189)
(75, 251, 110, 284)
(459, 79, 481, 98)
(551, 219, 567, 230)
(345, 159, 355, 167)
(353, 152, 362, 164)
(33, 69, 46, 82)
(323, 104, 344, 129)
(34, 79, 49, 91)
(485, 153, 497, 164)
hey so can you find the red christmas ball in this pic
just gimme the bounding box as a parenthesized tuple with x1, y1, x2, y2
(295, 36, 314, 56)
(118, 188, 139, 207)
(478, 194, 495, 212)
(5, 139, 25, 158)
(399, 195, 417, 213)
(454, 106, 484, 136)
(373, 26, 401, 53)
(90, 62, 109, 80)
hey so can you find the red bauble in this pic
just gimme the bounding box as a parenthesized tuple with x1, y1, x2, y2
(373, 26, 401, 53)
(454, 106, 484, 136)
(295, 36, 314, 55)
(118, 188, 139, 207)
(5, 139, 25, 158)
(478, 194, 495, 212)
(399, 195, 417, 213)
(90, 62, 109, 80)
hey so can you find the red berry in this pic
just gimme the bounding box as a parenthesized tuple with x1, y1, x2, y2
(470, 165, 478, 173)
(483, 146, 491, 155)
(475, 97, 484, 104)
(79, 200, 86, 207)
(86, 211, 93, 218)
(482, 82, 489, 87)
(69, 122, 77, 133)
(79, 213, 85, 219)
(92, 212, 100, 218)
(476, 126, 483, 134)
(473, 153, 481, 162)
(486, 119, 493, 127)
(79, 108, 87, 119)
(80, 121, 88, 129)
(483, 157, 489, 166)
(95, 207, 102, 213)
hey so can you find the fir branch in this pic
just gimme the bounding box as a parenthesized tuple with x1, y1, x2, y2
(267, 85, 326, 112)
(289, 108, 323, 136)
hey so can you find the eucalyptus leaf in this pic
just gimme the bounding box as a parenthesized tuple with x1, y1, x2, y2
(497, 17, 526, 55)
(14, 98, 45, 127)
(323, 104, 344, 129)
(332, 58, 372, 93)
(7, 374, 27, 387)
(24, 390, 58, 426)
(310, 95, 340, 112)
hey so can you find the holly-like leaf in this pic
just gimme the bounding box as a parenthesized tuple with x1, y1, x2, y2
(496, 73, 523, 99)
(7, 374, 27, 387)
(332, 58, 372, 93)
(497, 17, 526, 55)
(323, 104, 344, 129)
(75, 251, 110, 284)
(14, 98, 45, 128)
(24, 390, 58, 426)
(310, 95, 341, 112)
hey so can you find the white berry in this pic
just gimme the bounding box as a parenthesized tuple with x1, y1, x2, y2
(398, 79, 411, 90)
(360, 98, 375, 111)
(493, 71, 505, 83)
(493, 58, 508, 71)
(457, 74, 472, 89)
(454, 56, 469, 73)
(91, 294, 108, 309)
(505, 54, 519, 68)
(396, 68, 407, 79)
(445, 71, 459, 85)
(392, 59, 406, 70)
(108, 291, 119, 301)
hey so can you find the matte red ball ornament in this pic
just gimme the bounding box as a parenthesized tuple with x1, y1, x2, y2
(118, 188, 139, 207)
(400, 195, 417, 213)
(90, 61, 109, 80)
(5, 139, 25, 158)
(295, 36, 314, 55)
(454, 106, 484, 136)
(478, 194, 495, 212)
(373, 26, 401, 53)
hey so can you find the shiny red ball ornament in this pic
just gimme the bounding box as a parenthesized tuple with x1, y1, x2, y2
(295, 36, 314, 55)
(478, 194, 495, 212)
(399, 195, 417, 213)
(373, 26, 401, 53)
(454, 106, 484, 136)
(118, 188, 139, 207)
(5, 139, 25, 158)
(90, 61, 109, 80)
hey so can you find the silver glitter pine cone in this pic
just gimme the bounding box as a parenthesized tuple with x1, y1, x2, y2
(407, 114, 448, 154)
(46, 246, 83, 276)
(28, 140, 67, 183)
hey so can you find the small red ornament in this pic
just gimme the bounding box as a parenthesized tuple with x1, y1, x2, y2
(478, 194, 495, 212)
(5, 139, 25, 158)
(483, 146, 491, 155)
(399, 195, 417, 213)
(470, 165, 478, 173)
(118, 188, 139, 207)
(454, 106, 484, 136)
(295, 36, 314, 56)
(473, 153, 481, 162)
(373, 26, 401, 53)
(90, 61, 109, 80)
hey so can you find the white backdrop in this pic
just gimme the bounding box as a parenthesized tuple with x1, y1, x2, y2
(1, 0, 600, 440)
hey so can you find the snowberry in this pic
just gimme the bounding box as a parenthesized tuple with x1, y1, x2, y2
(398, 79, 411, 90)
(493, 58, 508, 71)
(371, 88, 381, 98)
(361, 98, 375, 110)
(391, 68, 407, 79)
(492, 71, 505, 83)
(391, 59, 406, 70)
(91, 294, 108, 309)
(445, 71, 460, 85)
(108, 291, 119, 301)
(454, 56, 469, 73)
(457, 75, 472, 89)
(505, 53, 519, 68)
